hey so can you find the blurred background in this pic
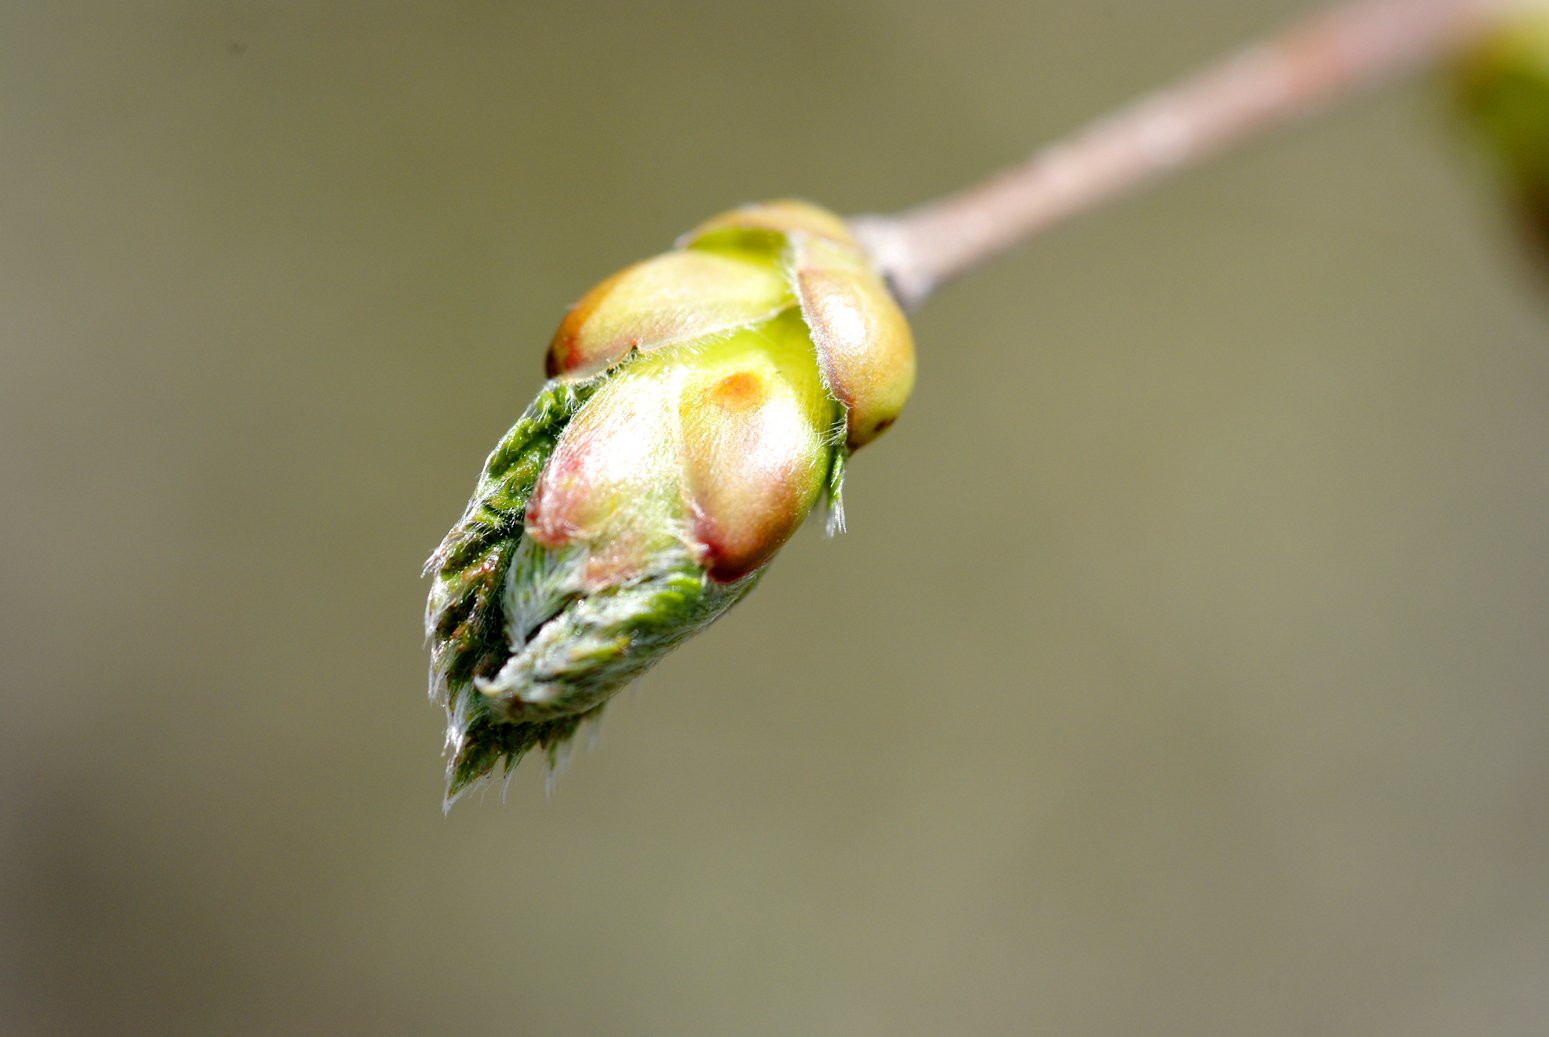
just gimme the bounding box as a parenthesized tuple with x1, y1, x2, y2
(4, 1, 1548, 1033)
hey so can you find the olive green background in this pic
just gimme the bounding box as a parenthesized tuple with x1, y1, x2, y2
(4, 2, 1548, 1034)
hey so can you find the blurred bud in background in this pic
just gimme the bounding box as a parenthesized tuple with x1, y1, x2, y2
(425, 201, 915, 804)
(1455, 4, 1549, 265)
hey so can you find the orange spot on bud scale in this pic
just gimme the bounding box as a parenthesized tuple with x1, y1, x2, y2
(545, 267, 631, 377)
(707, 371, 765, 412)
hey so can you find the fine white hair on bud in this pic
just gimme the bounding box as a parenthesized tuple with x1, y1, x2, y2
(426, 200, 914, 805)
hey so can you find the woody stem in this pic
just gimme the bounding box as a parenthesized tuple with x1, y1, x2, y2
(851, 0, 1519, 308)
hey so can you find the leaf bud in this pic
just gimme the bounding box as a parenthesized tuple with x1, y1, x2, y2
(425, 200, 913, 803)
(1455, 6, 1549, 261)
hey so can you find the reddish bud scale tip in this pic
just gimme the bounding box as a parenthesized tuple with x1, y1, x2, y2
(544, 264, 632, 378)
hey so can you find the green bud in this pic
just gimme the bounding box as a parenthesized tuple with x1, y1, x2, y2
(1455, 6, 1549, 260)
(425, 200, 913, 804)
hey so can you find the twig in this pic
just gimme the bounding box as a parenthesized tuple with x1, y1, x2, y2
(851, 0, 1523, 308)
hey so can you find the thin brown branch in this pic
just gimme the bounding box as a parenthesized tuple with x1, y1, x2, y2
(852, 0, 1525, 308)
